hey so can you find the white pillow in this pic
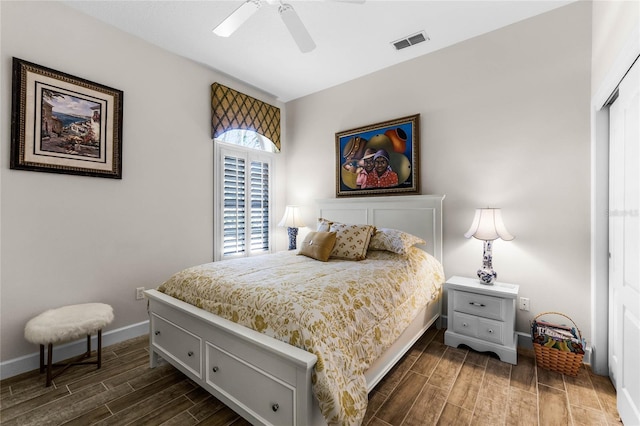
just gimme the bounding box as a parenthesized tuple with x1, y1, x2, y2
(316, 217, 334, 232)
(369, 228, 425, 255)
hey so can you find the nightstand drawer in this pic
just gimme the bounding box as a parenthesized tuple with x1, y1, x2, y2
(452, 312, 504, 344)
(453, 290, 504, 321)
(477, 317, 504, 344)
(451, 312, 479, 338)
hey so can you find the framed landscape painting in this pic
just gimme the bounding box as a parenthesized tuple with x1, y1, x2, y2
(336, 114, 420, 197)
(11, 58, 123, 179)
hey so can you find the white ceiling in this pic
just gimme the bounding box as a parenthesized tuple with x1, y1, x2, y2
(63, 0, 573, 102)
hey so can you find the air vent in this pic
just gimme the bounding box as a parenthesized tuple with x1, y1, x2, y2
(392, 31, 429, 51)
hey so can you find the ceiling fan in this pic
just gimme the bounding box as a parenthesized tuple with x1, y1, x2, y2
(212, 0, 364, 53)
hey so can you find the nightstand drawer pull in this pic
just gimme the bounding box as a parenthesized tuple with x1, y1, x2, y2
(272, 403, 279, 412)
(469, 302, 486, 307)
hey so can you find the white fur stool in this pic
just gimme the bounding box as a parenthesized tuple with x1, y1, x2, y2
(24, 303, 114, 387)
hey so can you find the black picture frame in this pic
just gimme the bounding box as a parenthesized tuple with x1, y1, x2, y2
(11, 58, 123, 179)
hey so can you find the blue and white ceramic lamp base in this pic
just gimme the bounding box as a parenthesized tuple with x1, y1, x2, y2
(287, 227, 298, 250)
(477, 240, 497, 285)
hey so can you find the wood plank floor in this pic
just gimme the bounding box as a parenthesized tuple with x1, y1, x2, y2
(0, 327, 622, 425)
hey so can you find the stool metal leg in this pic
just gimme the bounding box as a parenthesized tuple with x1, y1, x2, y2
(46, 343, 53, 387)
(39, 345, 45, 374)
(97, 329, 102, 369)
(39, 330, 104, 387)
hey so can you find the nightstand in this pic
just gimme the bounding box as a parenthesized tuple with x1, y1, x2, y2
(444, 276, 519, 364)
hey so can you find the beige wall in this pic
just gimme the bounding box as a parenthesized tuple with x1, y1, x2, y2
(285, 2, 593, 339)
(592, 0, 639, 95)
(0, 0, 599, 372)
(0, 1, 285, 364)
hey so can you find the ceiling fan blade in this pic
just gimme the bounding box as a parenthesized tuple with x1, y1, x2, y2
(213, 0, 261, 37)
(279, 3, 316, 53)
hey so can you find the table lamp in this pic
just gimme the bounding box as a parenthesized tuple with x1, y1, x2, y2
(278, 205, 306, 250)
(464, 208, 514, 284)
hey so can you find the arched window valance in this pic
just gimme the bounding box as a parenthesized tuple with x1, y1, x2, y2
(211, 83, 281, 151)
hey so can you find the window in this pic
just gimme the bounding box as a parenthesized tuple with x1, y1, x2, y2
(217, 129, 276, 153)
(215, 130, 275, 260)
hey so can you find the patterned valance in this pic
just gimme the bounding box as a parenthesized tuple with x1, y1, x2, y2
(211, 83, 281, 151)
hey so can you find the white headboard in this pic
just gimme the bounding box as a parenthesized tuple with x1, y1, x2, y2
(316, 195, 445, 263)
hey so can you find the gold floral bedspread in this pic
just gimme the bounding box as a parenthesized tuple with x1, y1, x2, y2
(157, 248, 444, 425)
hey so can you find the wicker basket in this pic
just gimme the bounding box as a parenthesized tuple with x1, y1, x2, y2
(532, 311, 584, 376)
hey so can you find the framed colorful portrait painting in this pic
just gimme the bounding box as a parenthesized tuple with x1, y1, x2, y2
(11, 58, 123, 179)
(335, 114, 420, 197)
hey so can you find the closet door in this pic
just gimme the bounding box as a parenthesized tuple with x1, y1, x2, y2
(608, 57, 639, 426)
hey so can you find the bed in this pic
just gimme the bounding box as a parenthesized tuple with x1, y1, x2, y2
(144, 195, 445, 425)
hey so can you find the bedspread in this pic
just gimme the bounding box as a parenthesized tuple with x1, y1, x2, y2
(157, 247, 444, 425)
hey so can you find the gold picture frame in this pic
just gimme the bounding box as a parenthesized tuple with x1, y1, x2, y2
(11, 58, 123, 179)
(336, 114, 420, 197)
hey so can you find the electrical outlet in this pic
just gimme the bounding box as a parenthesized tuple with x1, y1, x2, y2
(136, 287, 145, 300)
(519, 297, 530, 311)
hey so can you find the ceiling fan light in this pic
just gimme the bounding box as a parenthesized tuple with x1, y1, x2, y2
(213, 0, 261, 37)
(279, 3, 316, 53)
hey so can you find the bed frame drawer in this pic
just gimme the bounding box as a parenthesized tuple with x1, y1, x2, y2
(151, 313, 202, 378)
(206, 342, 295, 425)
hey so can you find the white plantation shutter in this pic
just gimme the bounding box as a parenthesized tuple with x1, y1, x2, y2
(249, 160, 269, 252)
(217, 144, 272, 259)
(223, 155, 246, 256)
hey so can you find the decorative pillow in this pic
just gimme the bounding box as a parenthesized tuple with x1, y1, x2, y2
(298, 231, 337, 262)
(316, 218, 335, 232)
(369, 228, 426, 255)
(329, 223, 375, 261)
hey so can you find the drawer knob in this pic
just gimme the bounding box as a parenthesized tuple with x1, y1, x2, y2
(272, 403, 279, 412)
(462, 323, 468, 327)
(488, 329, 494, 333)
(154, 331, 160, 336)
(187, 351, 194, 357)
(212, 366, 219, 373)
(469, 302, 486, 307)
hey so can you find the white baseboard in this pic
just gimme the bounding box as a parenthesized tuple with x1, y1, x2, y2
(2, 317, 592, 380)
(0, 320, 149, 380)
(516, 331, 533, 349)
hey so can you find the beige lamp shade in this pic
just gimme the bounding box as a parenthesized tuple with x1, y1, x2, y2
(278, 205, 306, 228)
(464, 208, 514, 241)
